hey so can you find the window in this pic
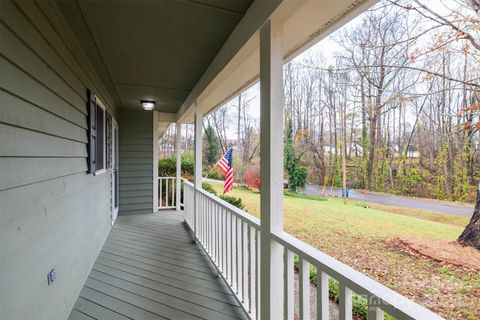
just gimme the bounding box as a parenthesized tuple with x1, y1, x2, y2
(87, 90, 107, 174)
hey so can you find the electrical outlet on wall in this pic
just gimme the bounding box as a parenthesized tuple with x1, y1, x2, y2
(47, 269, 56, 285)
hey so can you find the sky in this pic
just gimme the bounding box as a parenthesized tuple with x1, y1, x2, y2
(212, 0, 466, 138)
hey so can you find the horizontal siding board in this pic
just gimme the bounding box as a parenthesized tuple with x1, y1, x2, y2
(0, 176, 64, 227)
(118, 157, 152, 165)
(119, 164, 153, 171)
(0, 57, 87, 128)
(118, 144, 152, 152)
(120, 138, 154, 145)
(0, 1, 86, 105)
(119, 151, 152, 158)
(120, 171, 152, 178)
(119, 177, 152, 185)
(119, 190, 153, 198)
(0, 157, 86, 190)
(117, 183, 153, 192)
(0, 90, 87, 142)
(0, 123, 86, 157)
(118, 196, 152, 205)
(0, 23, 86, 115)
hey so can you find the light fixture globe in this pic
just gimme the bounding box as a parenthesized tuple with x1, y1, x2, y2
(141, 100, 155, 111)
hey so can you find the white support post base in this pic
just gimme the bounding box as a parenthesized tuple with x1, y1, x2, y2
(259, 19, 284, 320)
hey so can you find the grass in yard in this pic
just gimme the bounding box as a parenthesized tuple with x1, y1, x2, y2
(360, 201, 471, 228)
(211, 182, 479, 319)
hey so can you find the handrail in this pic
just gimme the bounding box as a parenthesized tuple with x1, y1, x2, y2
(184, 180, 261, 228)
(272, 231, 443, 320)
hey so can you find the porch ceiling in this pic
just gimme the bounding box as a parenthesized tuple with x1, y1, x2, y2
(55, 0, 253, 113)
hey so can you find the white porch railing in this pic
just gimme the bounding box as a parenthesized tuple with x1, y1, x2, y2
(158, 177, 177, 210)
(183, 180, 442, 320)
(184, 180, 261, 318)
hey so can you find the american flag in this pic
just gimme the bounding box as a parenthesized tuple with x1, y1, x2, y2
(216, 147, 233, 193)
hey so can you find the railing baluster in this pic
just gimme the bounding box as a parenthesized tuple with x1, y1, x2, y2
(220, 207, 224, 272)
(214, 203, 217, 262)
(166, 178, 169, 207)
(368, 297, 384, 320)
(369, 306, 384, 320)
(317, 271, 329, 320)
(299, 258, 311, 320)
(225, 208, 229, 279)
(159, 178, 163, 208)
(256, 229, 260, 319)
(339, 282, 353, 320)
(284, 248, 294, 320)
(247, 225, 252, 313)
(230, 212, 234, 287)
(242, 221, 247, 303)
(235, 216, 239, 293)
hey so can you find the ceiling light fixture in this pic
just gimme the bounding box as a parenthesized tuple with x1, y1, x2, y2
(141, 100, 155, 111)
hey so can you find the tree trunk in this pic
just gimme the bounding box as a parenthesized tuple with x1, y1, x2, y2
(458, 181, 480, 250)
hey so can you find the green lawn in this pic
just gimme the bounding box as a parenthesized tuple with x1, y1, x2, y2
(211, 182, 466, 240)
(208, 182, 479, 320)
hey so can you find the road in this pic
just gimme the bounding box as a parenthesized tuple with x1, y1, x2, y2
(304, 185, 474, 217)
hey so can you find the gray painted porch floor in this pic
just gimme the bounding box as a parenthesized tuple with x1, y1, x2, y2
(67, 212, 246, 320)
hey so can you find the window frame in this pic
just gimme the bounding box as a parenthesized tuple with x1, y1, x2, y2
(94, 97, 107, 176)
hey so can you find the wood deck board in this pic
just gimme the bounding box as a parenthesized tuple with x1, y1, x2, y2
(67, 212, 245, 320)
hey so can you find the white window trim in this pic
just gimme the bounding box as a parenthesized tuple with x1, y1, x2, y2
(94, 97, 107, 176)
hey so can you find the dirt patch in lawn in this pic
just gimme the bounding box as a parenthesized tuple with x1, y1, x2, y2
(394, 237, 480, 271)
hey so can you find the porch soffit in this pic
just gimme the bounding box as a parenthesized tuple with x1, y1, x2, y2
(55, 0, 253, 113)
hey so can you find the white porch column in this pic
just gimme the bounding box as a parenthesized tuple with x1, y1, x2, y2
(153, 111, 159, 213)
(260, 19, 284, 319)
(193, 103, 203, 233)
(175, 122, 182, 211)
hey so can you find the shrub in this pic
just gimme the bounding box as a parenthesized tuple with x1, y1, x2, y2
(202, 182, 217, 196)
(293, 255, 394, 320)
(245, 166, 261, 189)
(158, 154, 194, 177)
(219, 195, 244, 209)
(288, 166, 307, 191)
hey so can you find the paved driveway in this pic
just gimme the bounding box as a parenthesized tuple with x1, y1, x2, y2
(304, 185, 474, 217)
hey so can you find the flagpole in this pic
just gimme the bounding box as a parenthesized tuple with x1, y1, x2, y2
(204, 165, 216, 179)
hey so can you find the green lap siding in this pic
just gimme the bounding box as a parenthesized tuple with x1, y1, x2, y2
(0, 1, 117, 319)
(119, 109, 154, 215)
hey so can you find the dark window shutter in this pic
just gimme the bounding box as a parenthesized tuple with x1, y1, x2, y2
(87, 90, 97, 173)
(106, 112, 112, 168)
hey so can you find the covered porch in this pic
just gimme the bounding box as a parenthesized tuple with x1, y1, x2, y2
(0, 0, 445, 319)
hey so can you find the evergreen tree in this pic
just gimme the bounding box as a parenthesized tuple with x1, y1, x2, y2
(203, 125, 219, 166)
(284, 117, 307, 192)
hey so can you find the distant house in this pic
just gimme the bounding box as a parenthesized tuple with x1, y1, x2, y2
(322, 142, 363, 157)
